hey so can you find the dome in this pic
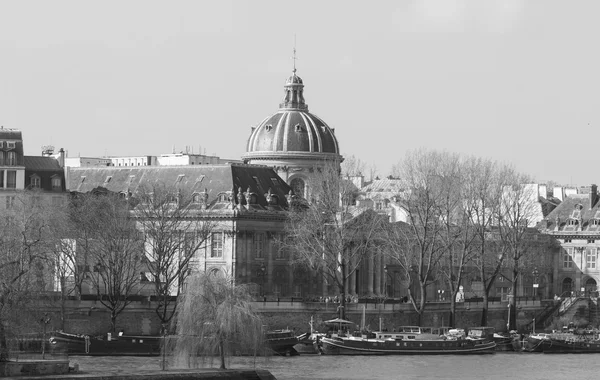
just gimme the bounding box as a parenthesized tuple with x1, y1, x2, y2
(243, 71, 341, 162)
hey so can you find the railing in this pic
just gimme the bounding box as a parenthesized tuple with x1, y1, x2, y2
(558, 295, 578, 315)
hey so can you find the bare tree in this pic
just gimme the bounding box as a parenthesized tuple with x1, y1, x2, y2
(47, 204, 78, 330)
(387, 149, 452, 324)
(132, 183, 214, 331)
(340, 154, 366, 177)
(434, 153, 483, 327)
(285, 160, 385, 319)
(71, 191, 144, 332)
(495, 168, 541, 330)
(0, 192, 55, 361)
(173, 272, 264, 370)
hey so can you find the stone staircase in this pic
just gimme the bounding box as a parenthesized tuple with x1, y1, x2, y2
(589, 298, 599, 327)
(533, 297, 596, 331)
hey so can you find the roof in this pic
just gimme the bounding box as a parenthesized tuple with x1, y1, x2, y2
(68, 163, 292, 210)
(543, 192, 600, 233)
(0, 128, 22, 140)
(24, 156, 63, 171)
(243, 71, 341, 161)
(362, 179, 403, 193)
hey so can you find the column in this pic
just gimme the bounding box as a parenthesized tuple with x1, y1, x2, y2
(349, 259, 355, 295)
(344, 262, 349, 295)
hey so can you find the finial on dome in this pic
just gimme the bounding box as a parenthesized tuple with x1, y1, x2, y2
(291, 35, 298, 74)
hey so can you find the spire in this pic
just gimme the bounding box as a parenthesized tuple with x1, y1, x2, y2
(279, 43, 308, 111)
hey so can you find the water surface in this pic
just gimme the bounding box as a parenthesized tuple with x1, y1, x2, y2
(71, 353, 596, 380)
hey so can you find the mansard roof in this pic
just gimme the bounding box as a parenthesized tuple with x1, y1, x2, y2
(542, 192, 600, 233)
(24, 156, 66, 191)
(24, 156, 63, 171)
(68, 163, 292, 210)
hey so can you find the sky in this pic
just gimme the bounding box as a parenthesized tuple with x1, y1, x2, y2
(0, 0, 598, 187)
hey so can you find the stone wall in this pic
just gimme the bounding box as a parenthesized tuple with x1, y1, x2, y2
(24, 299, 546, 337)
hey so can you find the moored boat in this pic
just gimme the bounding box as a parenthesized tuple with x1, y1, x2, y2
(522, 333, 549, 352)
(49, 331, 161, 356)
(265, 329, 299, 356)
(493, 331, 522, 351)
(320, 326, 496, 355)
(540, 330, 600, 354)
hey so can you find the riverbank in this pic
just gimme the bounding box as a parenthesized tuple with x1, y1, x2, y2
(2, 368, 276, 380)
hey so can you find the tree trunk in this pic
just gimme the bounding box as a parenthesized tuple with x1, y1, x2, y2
(60, 280, 66, 330)
(481, 292, 489, 327)
(449, 293, 456, 327)
(0, 321, 7, 362)
(418, 282, 427, 325)
(111, 312, 117, 333)
(219, 338, 226, 369)
(509, 266, 519, 331)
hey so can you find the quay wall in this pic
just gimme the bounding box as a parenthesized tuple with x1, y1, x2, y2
(27, 298, 545, 337)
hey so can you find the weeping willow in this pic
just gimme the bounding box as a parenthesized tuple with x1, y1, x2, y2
(172, 273, 265, 369)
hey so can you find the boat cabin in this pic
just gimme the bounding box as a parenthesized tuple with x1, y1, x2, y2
(373, 326, 453, 341)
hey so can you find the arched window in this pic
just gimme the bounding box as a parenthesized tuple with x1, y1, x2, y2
(290, 178, 305, 199)
(562, 277, 573, 295)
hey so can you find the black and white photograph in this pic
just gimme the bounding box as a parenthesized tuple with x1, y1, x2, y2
(0, 1, 599, 379)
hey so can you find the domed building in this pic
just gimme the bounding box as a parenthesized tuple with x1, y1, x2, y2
(242, 68, 343, 198)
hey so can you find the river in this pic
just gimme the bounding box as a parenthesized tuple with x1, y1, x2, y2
(71, 353, 596, 380)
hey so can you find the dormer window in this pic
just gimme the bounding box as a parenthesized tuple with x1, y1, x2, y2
(295, 124, 302, 132)
(31, 175, 41, 189)
(192, 193, 201, 203)
(6, 141, 15, 149)
(594, 220, 600, 226)
(51, 177, 61, 191)
(568, 219, 577, 226)
(265, 124, 273, 132)
(176, 174, 185, 183)
(104, 176, 112, 184)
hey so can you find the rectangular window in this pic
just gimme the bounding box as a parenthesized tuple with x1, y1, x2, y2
(0, 170, 4, 188)
(253, 233, 265, 258)
(276, 236, 291, 260)
(587, 249, 596, 269)
(563, 250, 574, 268)
(51, 177, 61, 190)
(31, 176, 41, 188)
(7, 152, 16, 166)
(0, 152, 4, 166)
(210, 232, 223, 258)
(6, 170, 16, 188)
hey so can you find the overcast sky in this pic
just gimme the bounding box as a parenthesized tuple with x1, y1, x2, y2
(0, 0, 598, 187)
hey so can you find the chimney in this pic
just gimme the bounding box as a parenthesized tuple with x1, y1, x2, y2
(591, 184, 598, 209)
(57, 148, 65, 168)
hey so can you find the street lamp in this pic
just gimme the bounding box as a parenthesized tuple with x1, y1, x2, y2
(259, 263, 267, 298)
(532, 268, 539, 299)
(384, 264, 388, 298)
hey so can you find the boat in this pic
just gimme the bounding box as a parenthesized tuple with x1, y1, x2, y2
(50, 328, 299, 357)
(539, 329, 600, 354)
(522, 333, 550, 352)
(49, 331, 162, 356)
(264, 329, 299, 356)
(320, 326, 496, 355)
(293, 316, 325, 355)
(493, 331, 522, 351)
